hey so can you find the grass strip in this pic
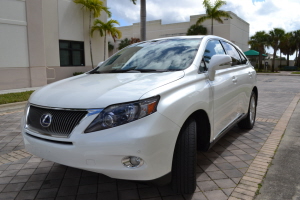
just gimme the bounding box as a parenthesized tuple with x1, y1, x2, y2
(0, 91, 34, 105)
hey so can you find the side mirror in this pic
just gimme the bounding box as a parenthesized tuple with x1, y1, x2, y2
(207, 55, 232, 81)
(97, 61, 104, 68)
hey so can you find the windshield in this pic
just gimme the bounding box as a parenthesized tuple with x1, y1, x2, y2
(92, 38, 202, 73)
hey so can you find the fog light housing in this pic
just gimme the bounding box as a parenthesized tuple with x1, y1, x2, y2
(122, 156, 144, 168)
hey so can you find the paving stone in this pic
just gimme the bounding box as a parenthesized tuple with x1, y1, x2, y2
(222, 169, 244, 178)
(117, 180, 137, 190)
(22, 180, 43, 190)
(138, 187, 160, 199)
(214, 178, 236, 189)
(97, 182, 117, 192)
(0, 191, 18, 200)
(119, 189, 140, 200)
(196, 173, 211, 182)
(162, 195, 185, 200)
(15, 190, 38, 200)
(3, 182, 24, 192)
(76, 193, 97, 200)
(97, 191, 118, 200)
(78, 184, 98, 194)
(36, 188, 58, 198)
(184, 192, 207, 200)
(204, 190, 227, 200)
(197, 180, 219, 191)
(57, 186, 78, 196)
(206, 170, 228, 180)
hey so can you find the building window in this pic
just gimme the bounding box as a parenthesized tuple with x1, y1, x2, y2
(59, 40, 85, 66)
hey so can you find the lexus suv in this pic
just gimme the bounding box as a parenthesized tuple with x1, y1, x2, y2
(22, 35, 257, 194)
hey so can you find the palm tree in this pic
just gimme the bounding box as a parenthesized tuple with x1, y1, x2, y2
(108, 41, 114, 53)
(267, 28, 285, 72)
(293, 30, 300, 67)
(196, 0, 232, 35)
(73, 0, 111, 68)
(118, 38, 131, 50)
(130, 0, 146, 41)
(187, 24, 207, 35)
(248, 31, 268, 70)
(280, 32, 296, 67)
(91, 19, 122, 60)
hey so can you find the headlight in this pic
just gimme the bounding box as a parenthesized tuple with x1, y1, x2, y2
(84, 96, 160, 133)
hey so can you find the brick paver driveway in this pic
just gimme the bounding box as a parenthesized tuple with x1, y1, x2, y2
(0, 75, 299, 200)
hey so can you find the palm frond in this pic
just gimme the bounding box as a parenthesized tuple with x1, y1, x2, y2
(196, 15, 211, 25)
(213, 0, 227, 10)
(131, 0, 137, 4)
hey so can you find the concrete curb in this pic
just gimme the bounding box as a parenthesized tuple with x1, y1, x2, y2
(229, 93, 300, 200)
(0, 101, 27, 114)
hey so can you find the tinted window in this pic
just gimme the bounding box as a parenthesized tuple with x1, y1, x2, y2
(238, 51, 248, 64)
(59, 40, 85, 66)
(95, 38, 202, 73)
(220, 41, 242, 66)
(203, 40, 226, 67)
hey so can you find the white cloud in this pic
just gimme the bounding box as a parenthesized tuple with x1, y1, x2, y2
(107, 0, 300, 36)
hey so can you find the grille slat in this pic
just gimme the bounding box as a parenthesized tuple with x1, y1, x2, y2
(27, 105, 88, 137)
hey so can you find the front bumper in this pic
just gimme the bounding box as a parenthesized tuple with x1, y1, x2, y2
(22, 111, 180, 181)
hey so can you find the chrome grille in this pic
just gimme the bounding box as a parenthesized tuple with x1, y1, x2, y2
(26, 105, 88, 137)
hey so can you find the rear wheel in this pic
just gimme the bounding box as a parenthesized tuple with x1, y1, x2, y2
(171, 118, 197, 194)
(238, 92, 257, 129)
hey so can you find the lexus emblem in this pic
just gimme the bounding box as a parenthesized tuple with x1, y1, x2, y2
(40, 113, 52, 128)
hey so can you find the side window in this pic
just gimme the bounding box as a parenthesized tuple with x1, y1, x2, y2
(203, 40, 226, 68)
(238, 51, 248, 64)
(199, 59, 207, 72)
(220, 41, 242, 66)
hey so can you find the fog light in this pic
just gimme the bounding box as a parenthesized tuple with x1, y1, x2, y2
(122, 156, 144, 168)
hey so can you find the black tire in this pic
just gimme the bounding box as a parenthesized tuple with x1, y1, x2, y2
(171, 118, 197, 194)
(238, 91, 257, 129)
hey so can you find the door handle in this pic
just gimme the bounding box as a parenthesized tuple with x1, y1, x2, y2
(248, 71, 252, 78)
(232, 76, 237, 83)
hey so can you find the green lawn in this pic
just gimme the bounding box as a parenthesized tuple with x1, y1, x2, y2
(291, 72, 300, 74)
(0, 91, 34, 105)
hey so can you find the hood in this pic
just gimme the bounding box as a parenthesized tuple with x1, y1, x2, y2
(29, 72, 184, 109)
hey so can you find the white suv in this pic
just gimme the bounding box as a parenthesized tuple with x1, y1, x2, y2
(22, 36, 257, 194)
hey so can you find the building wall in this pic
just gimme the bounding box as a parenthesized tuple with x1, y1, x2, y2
(0, 0, 48, 90)
(110, 11, 249, 55)
(0, 0, 108, 90)
(44, 0, 107, 84)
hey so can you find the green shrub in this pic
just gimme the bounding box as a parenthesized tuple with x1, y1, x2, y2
(73, 72, 84, 76)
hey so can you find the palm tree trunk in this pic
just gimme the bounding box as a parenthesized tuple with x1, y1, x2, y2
(287, 52, 290, 67)
(294, 49, 298, 66)
(259, 52, 262, 71)
(298, 48, 300, 68)
(104, 32, 107, 61)
(211, 18, 213, 35)
(272, 50, 276, 72)
(280, 50, 282, 69)
(89, 12, 94, 68)
(140, 0, 146, 41)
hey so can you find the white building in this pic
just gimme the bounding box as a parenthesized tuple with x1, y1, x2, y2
(110, 11, 249, 54)
(0, 0, 107, 90)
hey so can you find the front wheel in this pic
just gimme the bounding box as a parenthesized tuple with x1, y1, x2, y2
(238, 91, 257, 129)
(171, 118, 197, 194)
